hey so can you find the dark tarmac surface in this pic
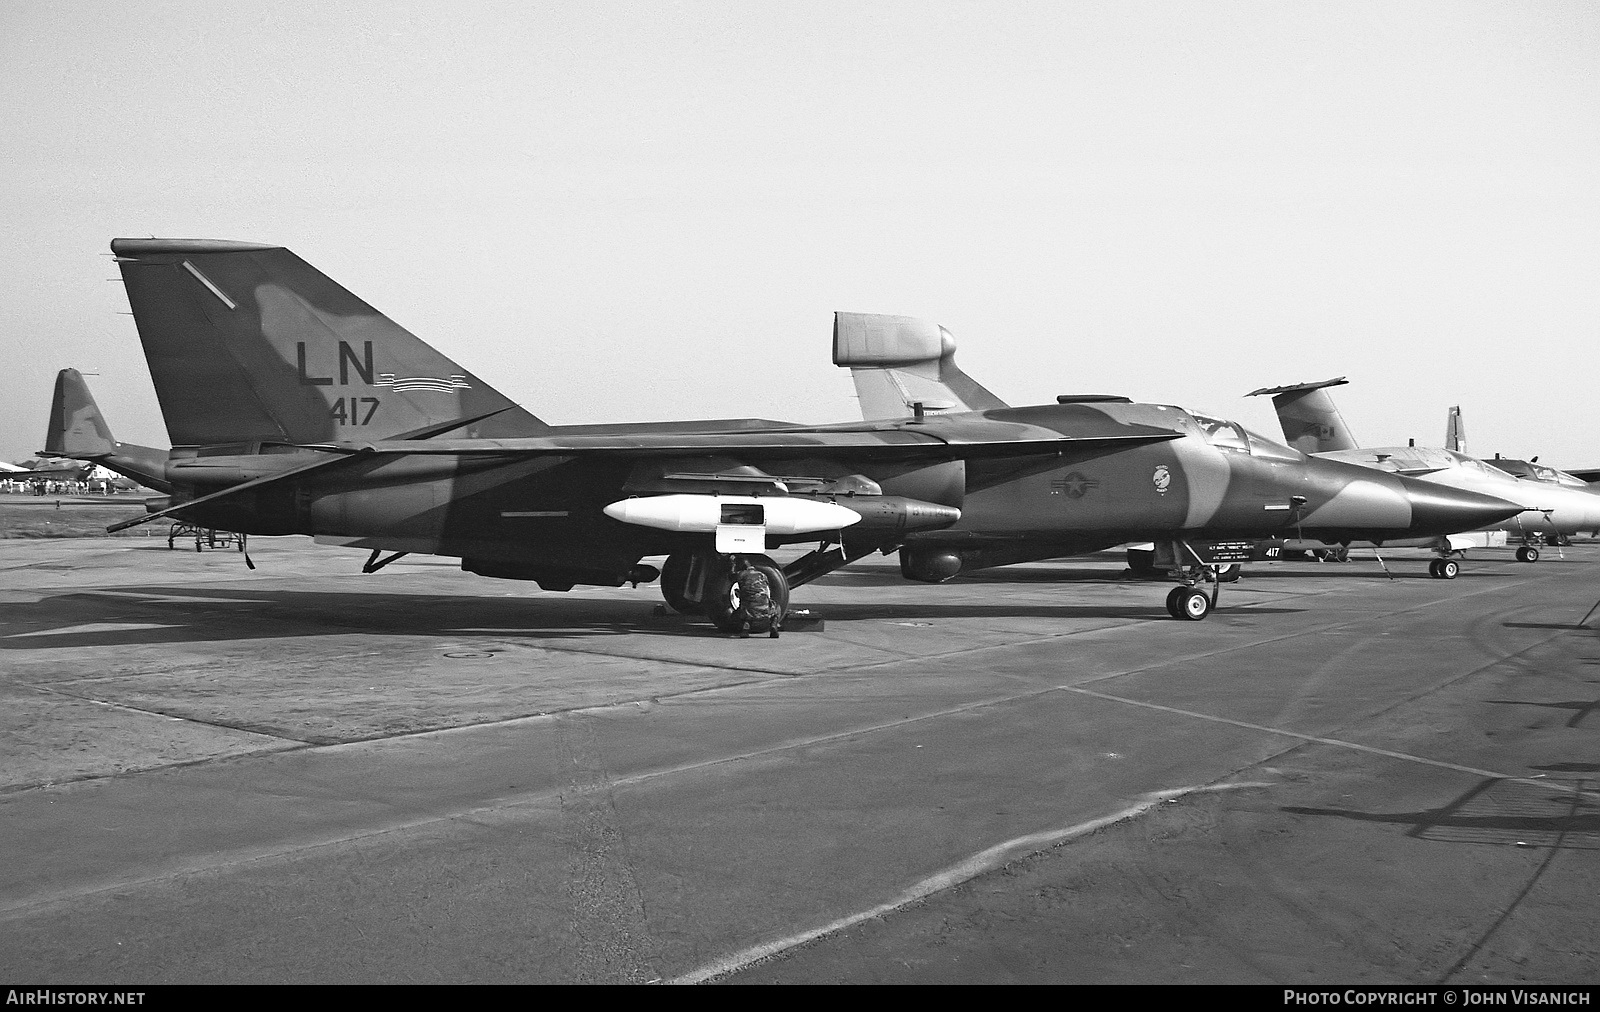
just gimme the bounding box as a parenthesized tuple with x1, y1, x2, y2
(1, 538, 1596, 984)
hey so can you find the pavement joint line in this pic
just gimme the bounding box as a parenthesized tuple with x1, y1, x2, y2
(0, 743, 311, 799)
(664, 780, 1275, 985)
(27, 651, 386, 686)
(21, 682, 322, 745)
(1064, 686, 1597, 800)
(0, 669, 791, 796)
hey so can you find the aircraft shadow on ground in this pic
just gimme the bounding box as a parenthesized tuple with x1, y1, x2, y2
(821, 563, 1516, 588)
(787, 601, 1303, 622)
(1230, 566, 1510, 582)
(0, 585, 1305, 649)
(815, 566, 1139, 587)
(1485, 698, 1600, 729)
(1281, 777, 1600, 851)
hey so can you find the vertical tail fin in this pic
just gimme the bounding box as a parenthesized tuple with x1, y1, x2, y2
(44, 368, 171, 491)
(111, 239, 549, 447)
(45, 368, 117, 458)
(1445, 406, 1465, 454)
(832, 313, 1008, 420)
(1245, 377, 1359, 453)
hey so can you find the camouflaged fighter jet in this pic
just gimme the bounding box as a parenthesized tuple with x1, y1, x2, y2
(64, 239, 1520, 628)
(1247, 377, 1600, 573)
(834, 313, 1524, 610)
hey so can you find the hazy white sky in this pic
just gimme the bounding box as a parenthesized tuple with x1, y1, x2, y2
(2, 0, 1596, 466)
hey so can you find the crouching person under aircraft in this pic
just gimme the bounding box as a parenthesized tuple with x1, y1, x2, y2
(732, 557, 782, 639)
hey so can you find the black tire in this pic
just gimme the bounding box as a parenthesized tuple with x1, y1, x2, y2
(1440, 559, 1460, 580)
(1175, 587, 1211, 621)
(1428, 559, 1443, 579)
(1216, 563, 1242, 583)
(660, 552, 702, 614)
(1517, 546, 1539, 563)
(1165, 586, 1186, 619)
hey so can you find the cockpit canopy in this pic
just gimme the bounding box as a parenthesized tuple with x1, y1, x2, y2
(1190, 413, 1304, 462)
(1490, 458, 1587, 487)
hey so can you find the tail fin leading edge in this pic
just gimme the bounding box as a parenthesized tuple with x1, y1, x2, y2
(111, 238, 549, 447)
(832, 313, 1008, 420)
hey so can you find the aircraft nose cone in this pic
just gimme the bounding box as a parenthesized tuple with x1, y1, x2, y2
(1399, 477, 1523, 536)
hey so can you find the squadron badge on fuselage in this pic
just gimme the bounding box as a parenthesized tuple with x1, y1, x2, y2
(1152, 465, 1171, 495)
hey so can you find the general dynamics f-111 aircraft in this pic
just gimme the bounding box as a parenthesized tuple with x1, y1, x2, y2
(66, 239, 1518, 628)
(1247, 377, 1600, 571)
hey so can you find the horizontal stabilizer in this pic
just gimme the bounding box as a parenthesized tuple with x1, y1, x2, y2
(1244, 377, 1349, 398)
(1246, 376, 1358, 453)
(106, 452, 357, 533)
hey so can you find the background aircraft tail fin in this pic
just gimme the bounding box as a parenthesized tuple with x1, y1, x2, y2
(45, 368, 117, 458)
(833, 313, 1008, 420)
(44, 368, 171, 492)
(111, 238, 549, 448)
(1445, 405, 1465, 454)
(1245, 377, 1359, 453)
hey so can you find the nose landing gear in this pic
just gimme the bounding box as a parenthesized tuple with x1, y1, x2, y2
(1165, 556, 1226, 621)
(1149, 540, 1253, 620)
(1165, 584, 1213, 620)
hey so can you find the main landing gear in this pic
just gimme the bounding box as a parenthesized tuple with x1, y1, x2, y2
(659, 549, 791, 634)
(1428, 558, 1461, 580)
(1516, 545, 1540, 563)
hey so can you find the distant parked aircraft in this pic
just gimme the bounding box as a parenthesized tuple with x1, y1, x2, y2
(1248, 378, 1600, 571)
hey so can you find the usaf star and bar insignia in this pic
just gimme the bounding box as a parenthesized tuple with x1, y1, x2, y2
(1050, 471, 1100, 499)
